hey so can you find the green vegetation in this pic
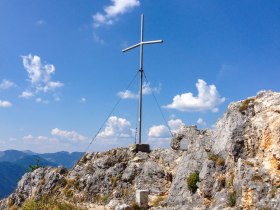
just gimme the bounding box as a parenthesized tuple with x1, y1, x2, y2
(22, 196, 83, 210)
(187, 171, 200, 193)
(28, 158, 42, 172)
(227, 191, 236, 207)
(239, 98, 255, 112)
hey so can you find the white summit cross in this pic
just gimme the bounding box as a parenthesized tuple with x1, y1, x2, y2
(122, 14, 163, 148)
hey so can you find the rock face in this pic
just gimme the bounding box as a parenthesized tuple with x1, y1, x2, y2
(0, 148, 182, 210)
(167, 90, 280, 210)
(1, 90, 280, 210)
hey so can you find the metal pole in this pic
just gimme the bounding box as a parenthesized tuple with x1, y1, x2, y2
(138, 14, 144, 145)
(121, 13, 163, 146)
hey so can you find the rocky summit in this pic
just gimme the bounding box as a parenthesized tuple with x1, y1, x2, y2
(1, 90, 280, 210)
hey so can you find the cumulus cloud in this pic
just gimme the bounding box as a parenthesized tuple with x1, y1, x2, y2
(148, 125, 169, 138)
(118, 83, 160, 99)
(148, 118, 184, 138)
(21, 54, 63, 100)
(93, 0, 140, 28)
(197, 117, 206, 126)
(98, 116, 133, 138)
(0, 79, 15, 90)
(164, 79, 225, 112)
(0, 100, 12, 108)
(51, 128, 89, 142)
(19, 91, 34, 99)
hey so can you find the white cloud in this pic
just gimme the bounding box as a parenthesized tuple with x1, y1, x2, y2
(0, 79, 15, 90)
(19, 91, 34, 99)
(142, 82, 160, 95)
(21, 54, 64, 99)
(0, 100, 12, 108)
(117, 82, 160, 99)
(164, 79, 225, 112)
(93, 0, 140, 28)
(148, 125, 169, 138)
(51, 128, 89, 142)
(117, 90, 138, 99)
(98, 116, 133, 138)
(197, 118, 206, 126)
(148, 118, 184, 138)
(168, 118, 184, 131)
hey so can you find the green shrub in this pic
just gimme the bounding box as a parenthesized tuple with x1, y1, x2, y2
(227, 191, 236, 207)
(187, 171, 200, 193)
(28, 158, 42, 172)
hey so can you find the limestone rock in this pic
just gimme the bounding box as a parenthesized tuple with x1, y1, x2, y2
(1, 90, 280, 210)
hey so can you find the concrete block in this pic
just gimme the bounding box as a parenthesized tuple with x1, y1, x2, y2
(136, 190, 149, 207)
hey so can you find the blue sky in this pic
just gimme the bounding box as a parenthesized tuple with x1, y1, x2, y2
(0, 0, 279, 153)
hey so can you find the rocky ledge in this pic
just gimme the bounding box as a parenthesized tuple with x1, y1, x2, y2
(1, 90, 280, 210)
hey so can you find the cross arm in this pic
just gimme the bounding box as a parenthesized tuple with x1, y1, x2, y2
(141, 40, 163, 45)
(122, 43, 141, 52)
(122, 40, 163, 53)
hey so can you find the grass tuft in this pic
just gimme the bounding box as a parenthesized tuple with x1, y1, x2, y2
(187, 171, 200, 194)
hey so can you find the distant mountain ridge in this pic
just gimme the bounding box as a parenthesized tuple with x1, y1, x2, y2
(0, 150, 83, 199)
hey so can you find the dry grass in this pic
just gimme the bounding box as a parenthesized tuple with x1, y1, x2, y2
(239, 98, 255, 112)
(22, 196, 83, 210)
(151, 195, 166, 207)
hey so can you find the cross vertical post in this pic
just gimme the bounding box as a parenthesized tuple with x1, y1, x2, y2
(122, 14, 163, 146)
